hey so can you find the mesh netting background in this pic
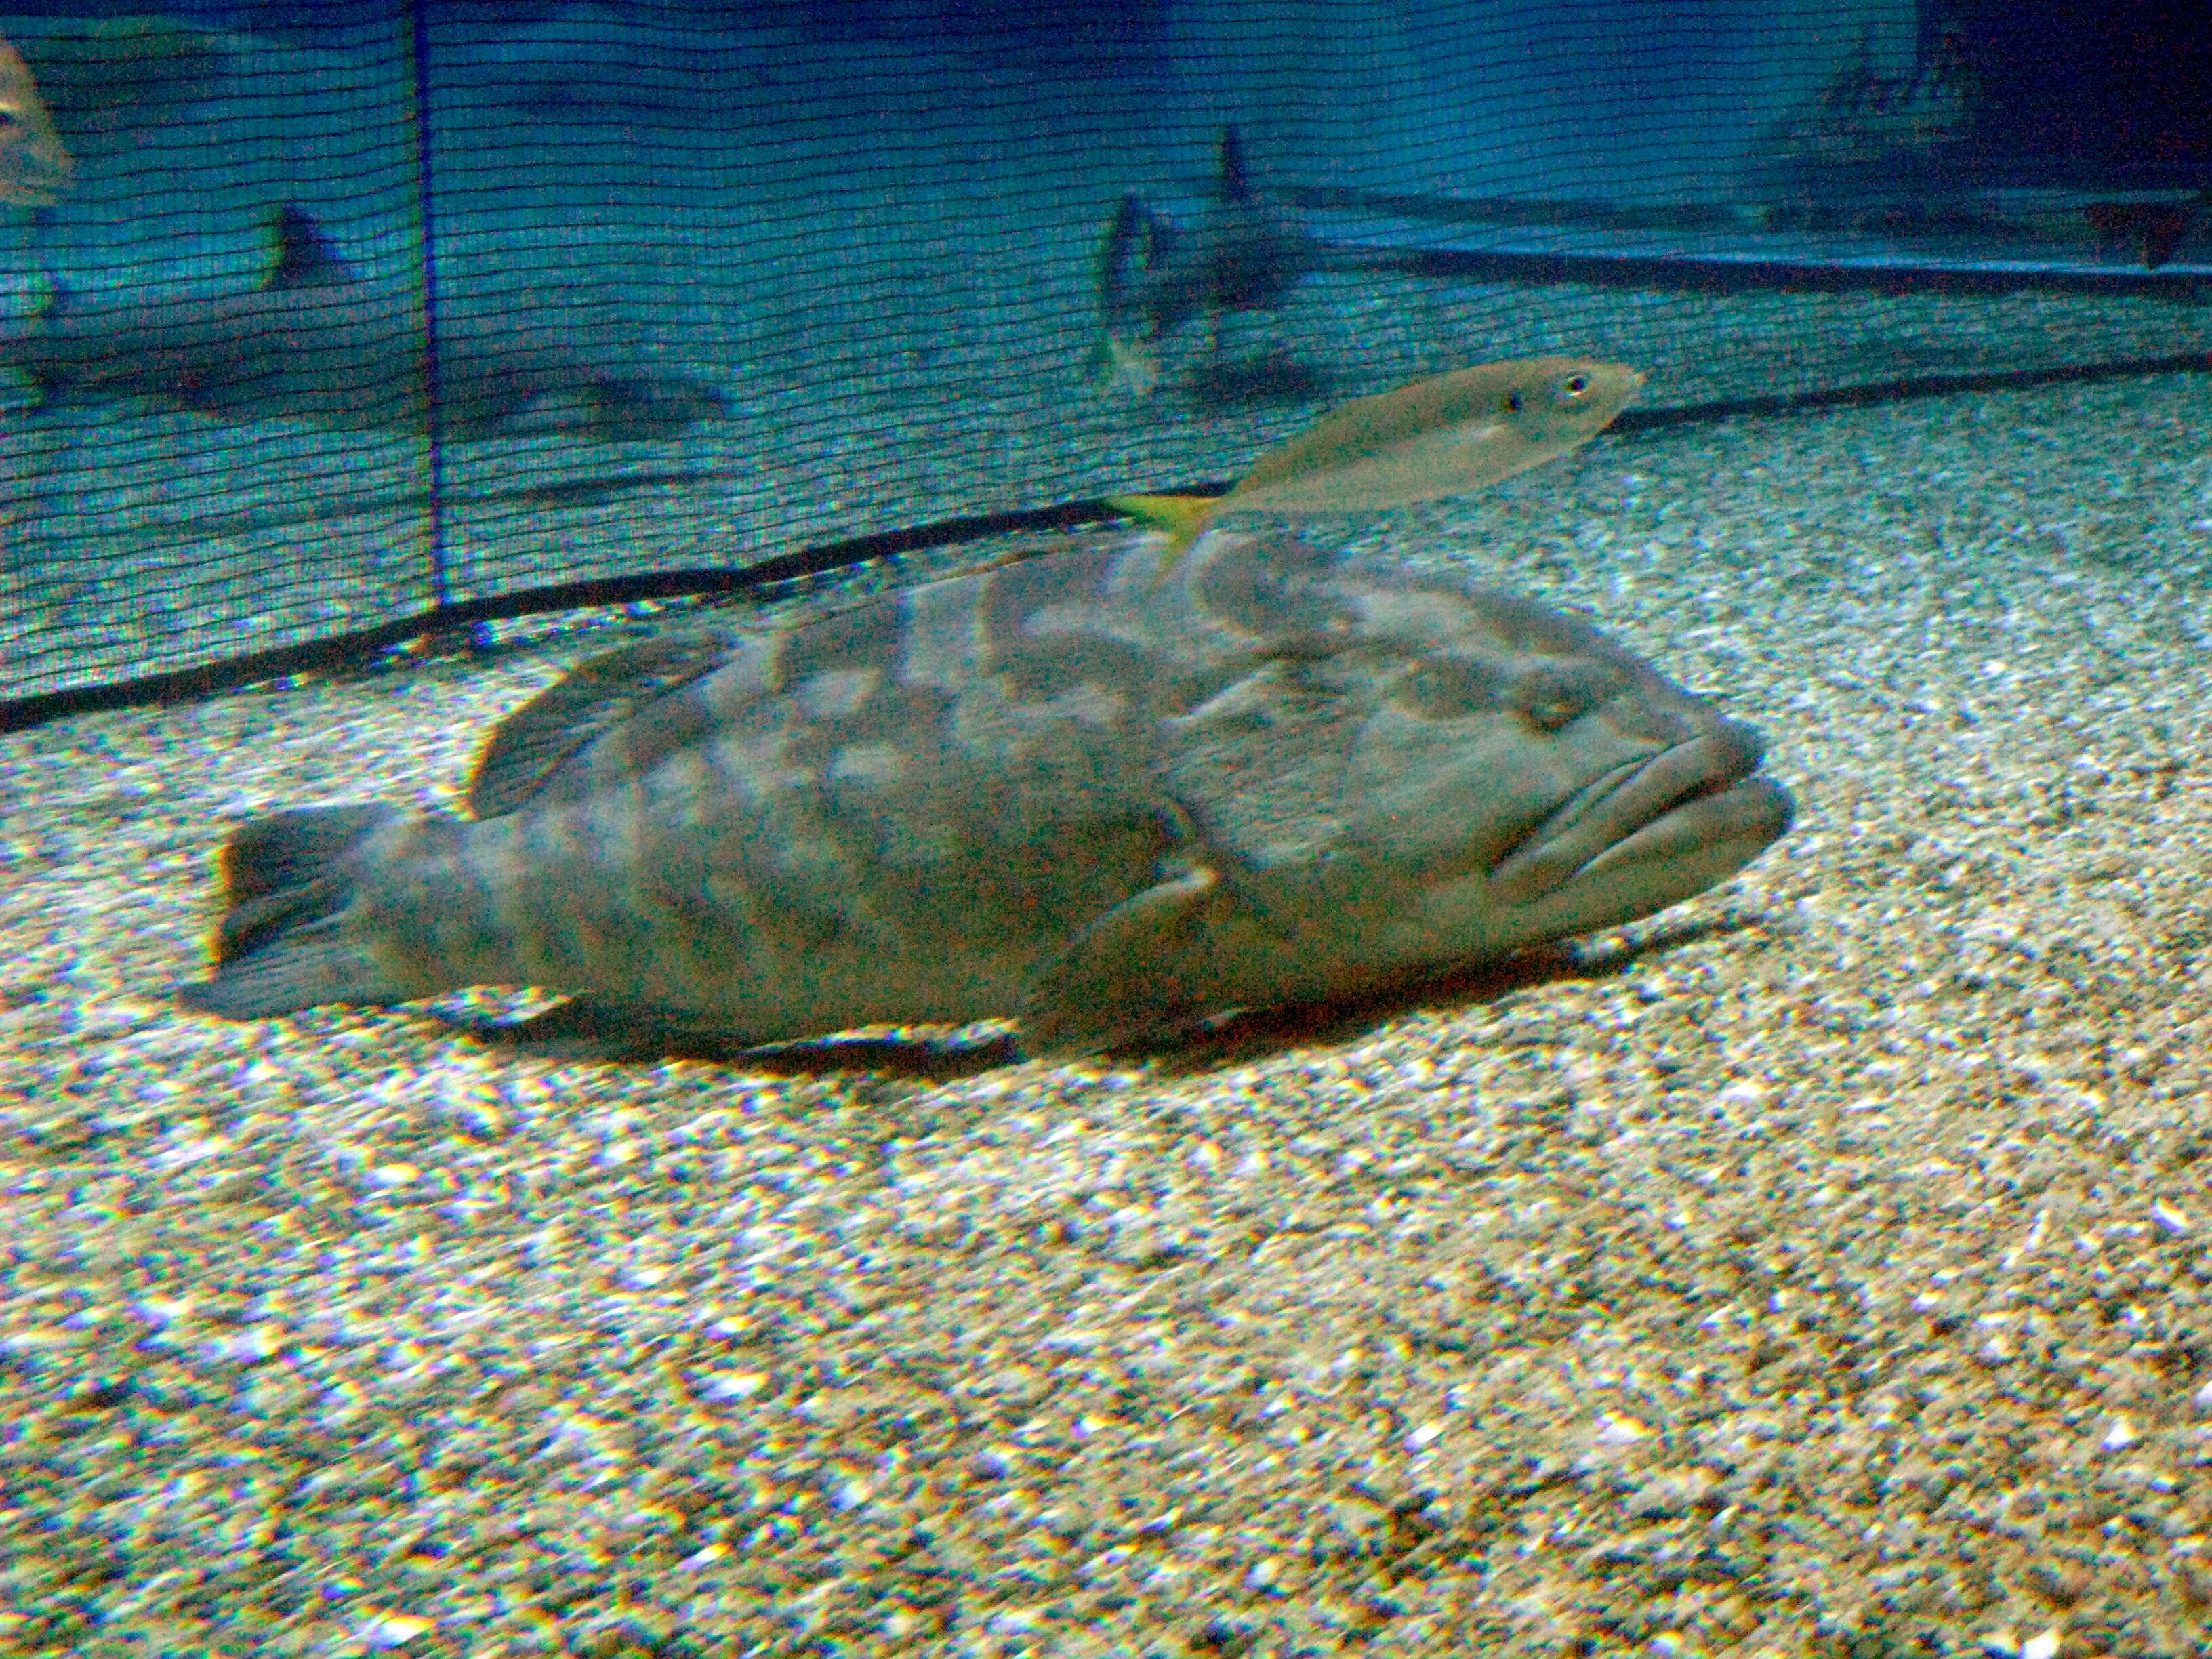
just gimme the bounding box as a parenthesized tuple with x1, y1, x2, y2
(0, 0, 2205, 702)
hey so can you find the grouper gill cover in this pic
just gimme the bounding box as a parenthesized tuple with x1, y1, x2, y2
(178, 530, 1794, 1059)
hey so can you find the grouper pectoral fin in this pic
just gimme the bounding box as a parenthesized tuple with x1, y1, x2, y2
(1020, 863, 1229, 1060)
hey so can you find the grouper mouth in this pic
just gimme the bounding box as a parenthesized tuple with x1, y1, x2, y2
(1487, 724, 1793, 910)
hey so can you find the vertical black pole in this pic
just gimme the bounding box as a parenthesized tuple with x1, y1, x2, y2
(405, 0, 450, 610)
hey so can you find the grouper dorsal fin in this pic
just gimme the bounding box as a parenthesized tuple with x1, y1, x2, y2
(467, 629, 743, 819)
(263, 203, 360, 291)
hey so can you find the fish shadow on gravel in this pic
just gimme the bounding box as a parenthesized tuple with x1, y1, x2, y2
(1143, 906, 1780, 1073)
(453, 1004, 1027, 1080)
(459, 909, 1777, 1080)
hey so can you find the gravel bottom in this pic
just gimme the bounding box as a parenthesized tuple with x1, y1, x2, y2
(3, 372, 2212, 1656)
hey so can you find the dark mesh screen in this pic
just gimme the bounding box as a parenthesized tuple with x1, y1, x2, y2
(1, 0, 2205, 710)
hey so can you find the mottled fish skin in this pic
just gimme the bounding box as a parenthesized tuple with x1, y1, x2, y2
(179, 529, 1793, 1059)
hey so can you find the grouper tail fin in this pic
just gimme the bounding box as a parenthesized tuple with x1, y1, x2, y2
(175, 804, 415, 1019)
(1103, 492, 1222, 580)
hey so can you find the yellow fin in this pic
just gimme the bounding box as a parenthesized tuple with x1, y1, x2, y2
(1103, 493, 1221, 581)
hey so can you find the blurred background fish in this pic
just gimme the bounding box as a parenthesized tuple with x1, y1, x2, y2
(0, 29, 73, 205)
(1092, 125, 1314, 396)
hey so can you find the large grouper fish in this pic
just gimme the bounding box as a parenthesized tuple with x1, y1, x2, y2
(178, 529, 1794, 1059)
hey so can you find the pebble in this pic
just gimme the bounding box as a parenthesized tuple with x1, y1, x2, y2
(357, 1611, 434, 1650)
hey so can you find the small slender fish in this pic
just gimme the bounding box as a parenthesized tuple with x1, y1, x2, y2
(1109, 356, 1644, 570)
(0, 31, 73, 206)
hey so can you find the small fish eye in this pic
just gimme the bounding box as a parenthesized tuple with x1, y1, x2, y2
(1506, 391, 1525, 413)
(1561, 373, 1591, 399)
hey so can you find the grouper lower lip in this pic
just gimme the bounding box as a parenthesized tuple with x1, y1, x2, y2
(1488, 724, 1789, 907)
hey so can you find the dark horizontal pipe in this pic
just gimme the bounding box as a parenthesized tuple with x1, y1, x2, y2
(0, 500, 1118, 735)
(1611, 348, 2212, 429)
(1365, 242, 2212, 300)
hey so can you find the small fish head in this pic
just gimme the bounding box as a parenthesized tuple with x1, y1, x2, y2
(1494, 357, 1644, 447)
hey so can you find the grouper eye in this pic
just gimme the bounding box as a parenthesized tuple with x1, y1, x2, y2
(1559, 373, 1592, 401)
(1506, 390, 1525, 413)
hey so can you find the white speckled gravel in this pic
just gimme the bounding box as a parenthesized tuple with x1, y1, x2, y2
(4, 371, 2212, 1656)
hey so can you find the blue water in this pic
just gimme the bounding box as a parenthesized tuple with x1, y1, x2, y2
(1, 0, 2205, 708)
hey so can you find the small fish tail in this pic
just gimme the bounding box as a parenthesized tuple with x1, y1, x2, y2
(1103, 493, 1219, 571)
(1091, 195, 1170, 396)
(174, 804, 417, 1019)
